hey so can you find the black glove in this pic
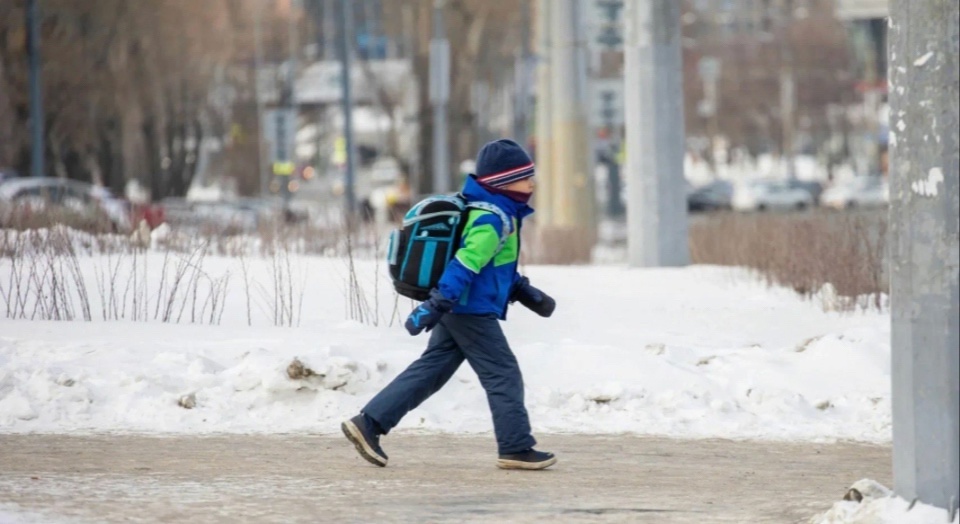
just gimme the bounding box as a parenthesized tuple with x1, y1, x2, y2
(405, 289, 454, 336)
(510, 277, 556, 318)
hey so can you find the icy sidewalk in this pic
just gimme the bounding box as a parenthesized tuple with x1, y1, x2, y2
(0, 434, 891, 524)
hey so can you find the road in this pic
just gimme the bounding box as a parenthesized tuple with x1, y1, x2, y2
(0, 434, 890, 523)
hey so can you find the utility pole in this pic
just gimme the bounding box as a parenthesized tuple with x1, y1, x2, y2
(280, 0, 300, 205)
(254, 0, 268, 197)
(623, 0, 689, 268)
(777, 0, 796, 179)
(27, 0, 44, 178)
(543, 0, 594, 263)
(429, 0, 451, 194)
(337, 0, 357, 215)
(513, 0, 532, 150)
(534, 0, 554, 225)
(889, 0, 959, 513)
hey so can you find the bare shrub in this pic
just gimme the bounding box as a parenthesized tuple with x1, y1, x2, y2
(689, 211, 888, 310)
(0, 226, 93, 321)
(1, 206, 118, 236)
(246, 236, 307, 328)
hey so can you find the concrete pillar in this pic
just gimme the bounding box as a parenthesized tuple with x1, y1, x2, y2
(534, 0, 554, 225)
(889, 0, 960, 512)
(623, 0, 689, 267)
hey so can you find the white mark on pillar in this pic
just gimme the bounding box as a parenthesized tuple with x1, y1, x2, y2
(911, 167, 944, 197)
(914, 52, 935, 67)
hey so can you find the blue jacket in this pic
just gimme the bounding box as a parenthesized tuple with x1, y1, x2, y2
(436, 176, 533, 318)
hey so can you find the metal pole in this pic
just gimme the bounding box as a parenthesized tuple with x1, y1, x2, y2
(27, 0, 44, 178)
(623, 0, 689, 267)
(254, 0, 268, 197)
(337, 0, 357, 215)
(288, 1, 298, 109)
(283, 0, 300, 205)
(778, 0, 796, 179)
(889, 0, 959, 512)
(430, 0, 450, 194)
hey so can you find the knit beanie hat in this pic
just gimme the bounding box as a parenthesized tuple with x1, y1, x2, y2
(474, 139, 535, 188)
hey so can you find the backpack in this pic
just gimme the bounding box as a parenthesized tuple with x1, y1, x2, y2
(388, 194, 511, 301)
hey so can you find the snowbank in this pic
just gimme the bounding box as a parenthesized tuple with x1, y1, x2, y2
(811, 480, 958, 524)
(0, 258, 891, 441)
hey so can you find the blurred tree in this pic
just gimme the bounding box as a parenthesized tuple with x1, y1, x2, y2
(0, 0, 267, 199)
(380, 0, 524, 194)
(681, 0, 854, 158)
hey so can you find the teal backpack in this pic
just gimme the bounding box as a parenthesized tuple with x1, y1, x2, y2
(387, 194, 510, 301)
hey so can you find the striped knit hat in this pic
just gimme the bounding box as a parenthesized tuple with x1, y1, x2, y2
(474, 139, 535, 188)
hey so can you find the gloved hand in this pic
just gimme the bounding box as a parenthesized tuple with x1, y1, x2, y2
(405, 289, 454, 336)
(510, 277, 556, 318)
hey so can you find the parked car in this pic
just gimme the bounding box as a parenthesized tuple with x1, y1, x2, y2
(820, 176, 889, 210)
(786, 179, 825, 205)
(0, 177, 132, 231)
(731, 180, 815, 212)
(688, 180, 734, 212)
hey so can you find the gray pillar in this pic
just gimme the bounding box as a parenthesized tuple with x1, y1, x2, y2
(534, 0, 554, 225)
(623, 0, 689, 267)
(548, 0, 593, 229)
(889, 0, 960, 512)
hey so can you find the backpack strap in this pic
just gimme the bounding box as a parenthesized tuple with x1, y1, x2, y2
(466, 201, 513, 255)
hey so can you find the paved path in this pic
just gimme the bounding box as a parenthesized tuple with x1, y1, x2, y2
(0, 434, 890, 523)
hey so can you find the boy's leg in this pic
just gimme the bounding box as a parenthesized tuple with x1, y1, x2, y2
(443, 314, 536, 455)
(362, 320, 465, 434)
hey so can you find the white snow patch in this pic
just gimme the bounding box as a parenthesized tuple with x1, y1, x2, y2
(913, 52, 934, 67)
(810, 479, 958, 524)
(911, 167, 944, 197)
(0, 259, 892, 442)
(896, 120, 906, 132)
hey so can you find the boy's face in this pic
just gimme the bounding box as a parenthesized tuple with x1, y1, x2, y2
(502, 177, 536, 194)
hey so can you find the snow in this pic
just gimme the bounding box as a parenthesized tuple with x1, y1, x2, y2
(0, 253, 892, 441)
(811, 480, 959, 524)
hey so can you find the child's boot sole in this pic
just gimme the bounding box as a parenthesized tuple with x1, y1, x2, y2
(341, 420, 388, 467)
(496, 456, 557, 470)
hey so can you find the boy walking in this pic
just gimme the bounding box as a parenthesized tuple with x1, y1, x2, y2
(342, 139, 557, 470)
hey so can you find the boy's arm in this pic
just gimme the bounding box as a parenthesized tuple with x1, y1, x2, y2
(436, 212, 503, 302)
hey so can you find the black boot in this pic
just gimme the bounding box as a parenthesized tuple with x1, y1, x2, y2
(497, 449, 557, 470)
(342, 414, 388, 467)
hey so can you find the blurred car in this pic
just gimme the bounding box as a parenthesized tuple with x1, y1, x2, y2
(732, 180, 815, 212)
(786, 179, 824, 205)
(688, 180, 734, 212)
(159, 197, 282, 232)
(0, 177, 132, 231)
(820, 177, 889, 209)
